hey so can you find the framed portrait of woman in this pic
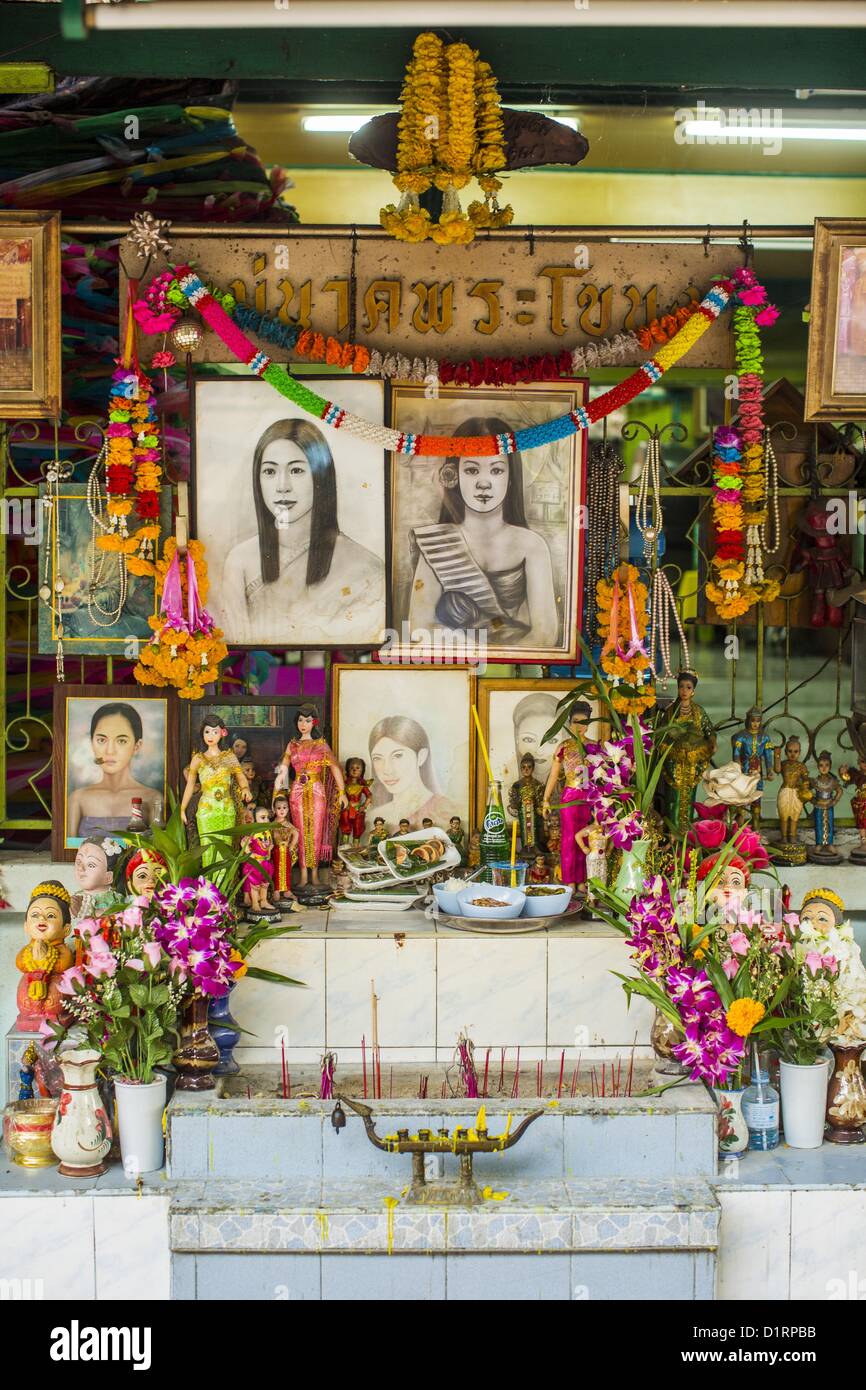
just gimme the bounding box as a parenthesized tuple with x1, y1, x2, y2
(191, 376, 389, 647)
(0, 211, 61, 419)
(805, 218, 866, 420)
(52, 685, 178, 860)
(474, 678, 603, 826)
(388, 380, 588, 664)
(332, 664, 474, 834)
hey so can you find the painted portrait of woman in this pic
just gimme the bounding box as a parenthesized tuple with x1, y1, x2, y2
(368, 714, 459, 830)
(390, 383, 587, 662)
(194, 379, 387, 647)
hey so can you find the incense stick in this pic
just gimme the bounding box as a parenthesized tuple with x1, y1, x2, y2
(557, 1049, 565, 1098)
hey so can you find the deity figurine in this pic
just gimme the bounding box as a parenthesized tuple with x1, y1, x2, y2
(271, 793, 300, 911)
(776, 734, 813, 864)
(241, 806, 279, 921)
(71, 836, 124, 925)
(16, 881, 75, 1032)
(791, 498, 858, 629)
(180, 714, 253, 866)
(840, 750, 866, 864)
(339, 758, 372, 847)
(545, 821, 563, 882)
(808, 750, 844, 864)
(509, 753, 547, 857)
(467, 829, 481, 871)
(575, 821, 607, 904)
(731, 707, 777, 829)
(123, 848, 167, 905)
(448, 816, 465, 862)
(658, 671, 716, 834)
(368, 817, 388, 853)
(528, 853, 549, 884)
(274, 703, 347, 890)
(543, 701, 593, 889)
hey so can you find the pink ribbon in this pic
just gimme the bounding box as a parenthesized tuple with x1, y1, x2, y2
(158, 550, 187, 632)
(622, 575, 648, 660)
(186, 552, 214, 636)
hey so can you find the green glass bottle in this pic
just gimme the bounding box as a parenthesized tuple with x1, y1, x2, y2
(480, 779, 509, 872)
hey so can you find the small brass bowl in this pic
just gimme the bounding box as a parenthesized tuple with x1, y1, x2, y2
(3, 1099, 59, 1167)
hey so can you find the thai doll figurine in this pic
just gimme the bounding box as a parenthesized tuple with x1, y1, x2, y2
(542, 701, 592, 889)
(840, 751, 866, 861)
(16, 882, 75, 1032)
(575, 821, 607, 904)
(809, 750, 844, 863)
(180, 714, 253, 867)
(776, 735, 813, 861)
(696, 852, 751, 931)
(790, 498, 858, 629)
(658, 671, 716, 834)
(545, 821, 563, 882)
(448, 816, 465, 861)
(241, 806, 279, 921)
(239, 756, 262, 809)
(271, 792, 300, 911)
(71, 836, 124, 926)
(123, 847, 167, 906)
(467, 829, 481, 870)
(508, 753, 547, 856)
(340, 757, 372, 846)
(368, 817, 388, 853)
(528, 853, 549, 884)
(731, 707, 777, 829)
(274, 703, 347, 889)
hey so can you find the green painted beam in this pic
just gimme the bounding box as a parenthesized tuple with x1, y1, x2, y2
(4, 6, 866, 90)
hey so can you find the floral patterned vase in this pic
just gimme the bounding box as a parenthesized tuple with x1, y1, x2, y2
(174, 991, 220, 1092)
(712, 1085, 749, 1159)
(50, 1048, 112, 1177)
(825, 1043, 866, 1144)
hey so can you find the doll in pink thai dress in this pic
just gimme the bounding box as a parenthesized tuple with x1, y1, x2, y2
(274, 704, 347, 888)
(241, 806, 278, 920)
(542, 701, 592, 889)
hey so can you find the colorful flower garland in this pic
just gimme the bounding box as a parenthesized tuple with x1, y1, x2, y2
(98, 361, 162, 563)
(706, 266, 779, 620)
(134, 539, 227, 699)
(380, 32, 512, 244)
(596, 564, 655, 715)
(173, 266, 732, 457)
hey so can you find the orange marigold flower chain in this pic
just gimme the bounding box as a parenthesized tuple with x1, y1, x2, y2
(99, 363, 162, 564)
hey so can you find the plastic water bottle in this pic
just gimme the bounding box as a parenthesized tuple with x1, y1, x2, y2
(742, 1042, 780, 1150)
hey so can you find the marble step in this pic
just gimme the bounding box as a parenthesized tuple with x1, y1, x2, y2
(166, 1088, 719, 1183)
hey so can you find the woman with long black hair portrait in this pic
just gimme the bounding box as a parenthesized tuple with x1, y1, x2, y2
(220, 417, 384, 644)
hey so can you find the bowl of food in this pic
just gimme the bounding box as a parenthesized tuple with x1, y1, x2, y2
(520, 883, 573, 917)
(433, 876, 473, 915)
(456, 883, 526, 919)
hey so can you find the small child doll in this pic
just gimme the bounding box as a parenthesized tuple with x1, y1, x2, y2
(575, 822, 607, 904)
(368, 817, 388, 854)
(467, 829, 481, 871)
(339, 757, 372, 847)
(398, 818, 411, 836)
(241, 806, 279, 921)
(271, 792, 301, 913)
(528, 853, 549, 884)
(123, 847, 168, 906)
(448, 816, 465, 861)
(16, 881, 75, 1032)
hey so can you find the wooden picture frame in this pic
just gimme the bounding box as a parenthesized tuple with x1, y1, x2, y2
(388, 379, 588, 664)
(0, 211, 61, 419)
(474, 677, 604, 827)
(331, 663, 475, 835)
(52, 685, 179, 861)
(190, 374, 390, 649)
(805, 218, 866, 422)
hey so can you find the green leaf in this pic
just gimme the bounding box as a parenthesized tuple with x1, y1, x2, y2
(244, 966, 305, 987)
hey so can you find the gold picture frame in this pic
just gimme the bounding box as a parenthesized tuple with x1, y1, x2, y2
(0, 211, 61, 419)
(805, 218, 866, 422)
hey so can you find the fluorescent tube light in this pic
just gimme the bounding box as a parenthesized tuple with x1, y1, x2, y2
(683, 120, 866, 142)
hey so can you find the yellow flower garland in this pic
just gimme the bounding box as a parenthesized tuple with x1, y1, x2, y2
(133, 538, 228, 700)
(596, 563, 657, 715)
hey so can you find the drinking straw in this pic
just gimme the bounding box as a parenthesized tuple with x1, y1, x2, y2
(471, 704, 494, 785)
(510, 818, 518, 887)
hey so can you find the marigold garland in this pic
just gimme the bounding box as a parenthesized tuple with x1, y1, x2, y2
(596, 564, 656, 715)
(98, 363, 162, 563)
(381, 32, 512, 244)
(134, 539, 227, 700)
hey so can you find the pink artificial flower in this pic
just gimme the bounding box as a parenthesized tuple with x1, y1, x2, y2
(784, 912, 800, 931)
(126, 958, 145, 972)
(738, 286, 768, 307)
(732, 827, 770, 871)
(728, 931, 750, 957)
(74, 918, 101, 940)
(85, 935, 118, 979)
(38, 1017, 59, 1051)
(142, 940, 163, 969)
(117, 903, 143, 932)
(722, 958, 740, 980)
(754, 305, 780, 327)
(823, 954, 839, 975)
(804, 951, 824, 976)
(689, 819, 727, 850)
(58, 965, 86, 995)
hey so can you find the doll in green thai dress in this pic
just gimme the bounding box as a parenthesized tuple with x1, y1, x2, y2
(658, 671, 716, 834)
(180, 714, 253, 865)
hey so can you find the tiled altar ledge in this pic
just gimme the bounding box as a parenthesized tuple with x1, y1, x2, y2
(169, 1177, 719, 1254)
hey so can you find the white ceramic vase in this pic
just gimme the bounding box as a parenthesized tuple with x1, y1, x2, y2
(780, 1058, 830, 1149)
(50, 1047, 112, 1177)
(114, 1074, 168, 1176)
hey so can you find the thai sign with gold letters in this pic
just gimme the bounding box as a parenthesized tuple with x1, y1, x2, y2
(122, 226, 739, 368)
